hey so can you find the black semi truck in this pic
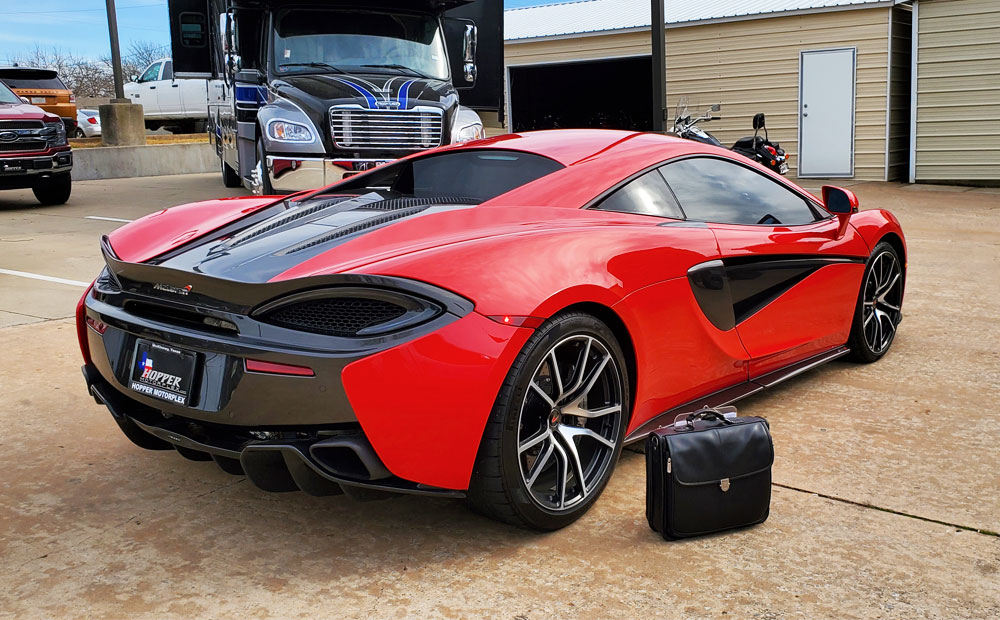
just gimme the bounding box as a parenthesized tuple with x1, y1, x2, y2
(167, 0, 501, 193)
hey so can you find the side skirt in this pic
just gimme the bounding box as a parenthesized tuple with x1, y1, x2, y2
(624, 345, 851, 443)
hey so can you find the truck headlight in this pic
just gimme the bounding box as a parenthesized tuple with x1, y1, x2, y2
(454, 123, 485, 143)
(267, 119, 314, 143)
(43, 121, 67, 146)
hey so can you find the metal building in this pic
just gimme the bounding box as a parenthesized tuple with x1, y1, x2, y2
(504, 0, 916, 182)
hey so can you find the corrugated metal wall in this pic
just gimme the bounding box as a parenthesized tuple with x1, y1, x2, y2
(914, 0, 1000, 182)
(504, 8, 893, 181)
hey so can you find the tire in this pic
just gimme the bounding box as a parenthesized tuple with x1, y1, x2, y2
(74, 127, 86, 138)
(221, 157, 242, 188)
(32, 173, 71, 205)
(468, 311, 629, 530)
(847, 241, 904, 363)
(253, 136, 274, 195)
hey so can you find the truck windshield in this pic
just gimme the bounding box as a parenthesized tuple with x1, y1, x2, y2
(273, 9, 449, 81)
(0, 81, 21, 104)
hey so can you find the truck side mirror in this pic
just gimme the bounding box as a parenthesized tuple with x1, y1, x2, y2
(822, 185, 859, 239)
(463, 23, 478, 83)
(753, 113, 766, 130)
(444, 17, 478, 88)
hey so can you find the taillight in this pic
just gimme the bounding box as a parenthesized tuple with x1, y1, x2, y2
(765, 145, 777, 156)
(87, 116, 97, 125)
(76, 283, 94, 364)
(69, 94, 76, 103)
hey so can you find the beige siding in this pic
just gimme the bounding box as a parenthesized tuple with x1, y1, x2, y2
(915, 0, 1000, 182)
(504, 8, 893, 181)
(887, 5, 913, 181)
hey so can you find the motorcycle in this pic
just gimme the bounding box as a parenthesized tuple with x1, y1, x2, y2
(671, 98, 789, 176)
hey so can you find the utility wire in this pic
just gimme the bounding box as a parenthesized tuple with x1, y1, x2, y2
(5, 3, 165, 15)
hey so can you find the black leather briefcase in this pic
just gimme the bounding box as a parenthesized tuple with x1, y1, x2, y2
(646, 407, 773, 540)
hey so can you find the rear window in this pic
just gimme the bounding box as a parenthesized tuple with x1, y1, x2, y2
(330, 149, 565, 203)
(0, 71, 67, 90)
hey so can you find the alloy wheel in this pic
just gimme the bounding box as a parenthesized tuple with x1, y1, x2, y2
(862, 250, 903, 354)
(517, 335, 623, 511)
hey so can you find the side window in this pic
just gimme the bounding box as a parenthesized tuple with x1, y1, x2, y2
(139, 62, 162, 83)
(594, 169, 684, 219)
(660, 157, 820, 225)
(162, 60, 174, 81)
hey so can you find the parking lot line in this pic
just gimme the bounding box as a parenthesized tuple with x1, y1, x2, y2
(0, 269, 89, 288)
(84, 216, 133, 223)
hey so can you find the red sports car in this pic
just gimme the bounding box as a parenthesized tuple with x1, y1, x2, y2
(78, 130, 905, 529)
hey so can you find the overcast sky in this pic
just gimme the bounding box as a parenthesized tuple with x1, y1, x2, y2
(0, 0, 567, 65)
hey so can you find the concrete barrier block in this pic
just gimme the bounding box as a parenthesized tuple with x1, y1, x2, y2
(71, 143, 219, 181)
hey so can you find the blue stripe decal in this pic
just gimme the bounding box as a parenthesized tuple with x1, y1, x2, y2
(397, 80, 415, 109)
(333, 78, 377, 109)
(235, 85, 266, 105)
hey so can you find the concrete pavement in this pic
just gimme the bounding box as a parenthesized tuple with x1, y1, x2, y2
(0, 175, 997, 619)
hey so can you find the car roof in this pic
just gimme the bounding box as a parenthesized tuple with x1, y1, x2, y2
(466, 129, 649, 166)
(477, 129, 802, 209)
(0, 67, 59, 78)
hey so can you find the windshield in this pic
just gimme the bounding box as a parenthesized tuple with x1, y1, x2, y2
(0, 71, 66, 90)
(0, 81, 21, 104)
(273, 9, 449, 80)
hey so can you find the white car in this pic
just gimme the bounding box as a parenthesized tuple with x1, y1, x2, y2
(124, 58, 222, 133)
(75, 109, 101, 138)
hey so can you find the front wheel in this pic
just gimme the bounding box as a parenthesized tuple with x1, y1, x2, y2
(32, 173, 71, 205)
(468, 312, 629, 530)
(252, 137, 274, 195)
(847, 241, 904, 362)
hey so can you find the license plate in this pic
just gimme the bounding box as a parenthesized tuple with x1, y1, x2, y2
(779, 162, 789, 174)
(30, 96, 46, 104)
(0, 161, 24, 173)
(130, 340, 198, 405)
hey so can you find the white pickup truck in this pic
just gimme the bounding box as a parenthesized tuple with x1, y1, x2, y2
(124, 58, 223, 133)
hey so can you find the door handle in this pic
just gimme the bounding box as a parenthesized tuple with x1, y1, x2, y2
(172, 84, 179, 88)
(149, 86, 156, 90)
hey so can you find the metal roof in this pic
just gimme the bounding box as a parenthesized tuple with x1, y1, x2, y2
(504, 0, 896, 41)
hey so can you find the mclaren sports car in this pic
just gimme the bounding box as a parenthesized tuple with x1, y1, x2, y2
(78, 130, 906, 529)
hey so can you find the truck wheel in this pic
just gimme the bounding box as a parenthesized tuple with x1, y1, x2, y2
(254, 137, 274, 195)
(221, 157, 242, 188)
(32, 174, 72, 205)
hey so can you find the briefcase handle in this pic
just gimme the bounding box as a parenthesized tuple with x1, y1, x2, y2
(673, 405, 738, 430)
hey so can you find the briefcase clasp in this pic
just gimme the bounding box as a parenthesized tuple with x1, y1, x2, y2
(720, 478, 731, 492)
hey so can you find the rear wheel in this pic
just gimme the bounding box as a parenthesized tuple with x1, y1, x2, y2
(74, 127, 86, 138)
(32, 174, 71, 205)
(468, 312, 628, 530)
(221, 156, 241, 188)
(847, 241, 904, 362)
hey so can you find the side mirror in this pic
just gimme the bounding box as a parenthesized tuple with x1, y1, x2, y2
(822, 185, 859, 239)
(462, 23, 478, 84)
(20, 96, 29, 104)
(753, 113, 766, 130)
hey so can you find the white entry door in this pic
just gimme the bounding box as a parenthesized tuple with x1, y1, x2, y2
(798, 48, 856, 177)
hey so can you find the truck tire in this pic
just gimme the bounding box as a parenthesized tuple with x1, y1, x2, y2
(32, 174, 72, 205)
(254, 137, 275, 195)
(221, 157, 242, 188)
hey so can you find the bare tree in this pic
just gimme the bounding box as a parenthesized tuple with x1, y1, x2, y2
(5, 40, 171, 98)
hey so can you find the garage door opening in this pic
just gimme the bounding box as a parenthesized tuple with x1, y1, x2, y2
(508, 56, 653, 133)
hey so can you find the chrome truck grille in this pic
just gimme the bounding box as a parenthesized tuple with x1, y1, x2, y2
(330, 105, 444, 150)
